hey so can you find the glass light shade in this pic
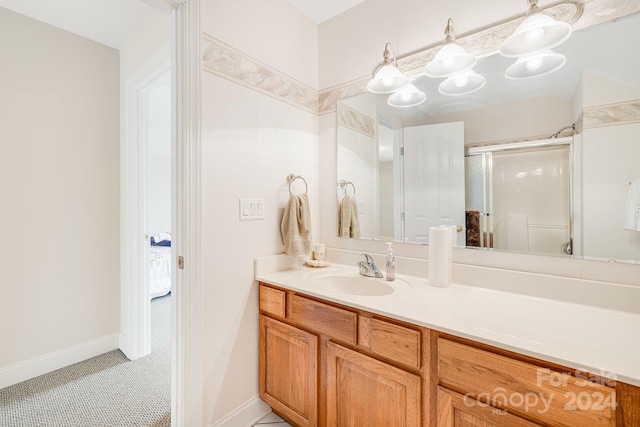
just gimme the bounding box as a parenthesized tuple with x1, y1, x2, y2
(424, 42, 477, 78)
(505, 51, 566, 79)
(387, 84, 426, 108)
(438, 70, 486, 96)
(500, 12, 572, 57)
(367, 64, 410, 94)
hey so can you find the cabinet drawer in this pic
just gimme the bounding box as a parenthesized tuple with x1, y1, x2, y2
(437, 386, 541, 427)
(359, 316, 421, 369)
(438, 338, 615, 427)
(259, 284, 286, 318)
(289, 295, 357, 345)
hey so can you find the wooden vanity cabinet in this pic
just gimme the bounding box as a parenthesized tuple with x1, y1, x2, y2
(258, 282, 640, 427)
(259, 282, 430, 426)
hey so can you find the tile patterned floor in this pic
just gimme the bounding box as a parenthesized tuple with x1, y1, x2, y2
(254, 412, 292, 426)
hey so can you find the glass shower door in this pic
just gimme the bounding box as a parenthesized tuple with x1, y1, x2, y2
(465, 140, 572, 256)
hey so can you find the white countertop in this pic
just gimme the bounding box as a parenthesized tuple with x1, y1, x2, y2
(256, 259, 640, 388)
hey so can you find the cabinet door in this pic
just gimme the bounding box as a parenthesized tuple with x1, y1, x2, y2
(326, 342, 421, 426)
(260, 315, 317, 427)
(437, 387, 541, 427)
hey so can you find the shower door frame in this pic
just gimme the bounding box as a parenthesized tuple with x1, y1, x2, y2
(466, 136, 574, 254)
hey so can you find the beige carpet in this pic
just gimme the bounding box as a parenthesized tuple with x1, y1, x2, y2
(0, 295, 171, 427)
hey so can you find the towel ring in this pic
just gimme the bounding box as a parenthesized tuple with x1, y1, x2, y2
(338, 180, 356, 196)
(288, 174, 308, 195)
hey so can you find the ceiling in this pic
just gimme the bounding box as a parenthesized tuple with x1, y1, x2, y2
(0, 0, 164, 50)
(0, 0, 362, 51)
(288, 0, 366, 23)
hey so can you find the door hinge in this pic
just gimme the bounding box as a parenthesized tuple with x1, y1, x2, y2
(401, 212, 405, 221)
(178, 256, 184, 270)
(400, 147, 404, 155)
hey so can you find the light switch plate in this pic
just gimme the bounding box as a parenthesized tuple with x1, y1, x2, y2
(239, 198, 265, 220)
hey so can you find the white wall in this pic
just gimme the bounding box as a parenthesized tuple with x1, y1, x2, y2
(583, 124, 640, 261)
(417, 95, 573, 144)
(202, 0, 318, 89)
(201, 0, 319, 424)
(0, 7, 120, 368)
(581, 73, 640, 261)
(336, 126, 376, 238)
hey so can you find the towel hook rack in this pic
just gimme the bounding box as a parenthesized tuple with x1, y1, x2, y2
(287, 174, 308, 195)
(338, 179, 356, 196)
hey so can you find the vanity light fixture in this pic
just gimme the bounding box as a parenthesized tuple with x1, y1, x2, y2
(387, 83, 426, 108)
(504, 50, 566, 79)
(439, 70, 486, 96)
(424, 18, 477, 78)
(500, 0, 572, 58)
(367, 42, 410, 94)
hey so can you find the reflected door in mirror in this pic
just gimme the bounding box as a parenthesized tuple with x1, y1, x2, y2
(403, 122, 465, 245)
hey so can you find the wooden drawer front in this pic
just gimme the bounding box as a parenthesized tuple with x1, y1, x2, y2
(289, 295, 357, 345)
(359, 316, 421, 369)
(437, 386, 542, 427)
(259, 285, 285, 318)
(438, 339, 615, 427)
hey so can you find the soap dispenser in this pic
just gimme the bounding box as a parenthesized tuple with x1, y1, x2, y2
(385, 242, 395, 281)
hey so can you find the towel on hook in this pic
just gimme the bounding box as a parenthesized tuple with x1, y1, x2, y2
(281, 193, 312, 256)
(338, 195, 360, 238)
(624, 178, 640, 231)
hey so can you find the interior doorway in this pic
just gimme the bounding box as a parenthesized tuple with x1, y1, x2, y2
(121, 2, 203, 425)
(142, 67, 172, 358)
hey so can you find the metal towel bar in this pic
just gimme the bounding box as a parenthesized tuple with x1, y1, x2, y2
(338, 180, 356, 196)
(287, 174, 308, 195)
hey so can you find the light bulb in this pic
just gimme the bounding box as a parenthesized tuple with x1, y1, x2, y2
(526, 56, 544, 71)
(382, 76, 394, 87)
(442, 55, 458, 70)
(401, 91, 412, 101)
(525, 27, 545, 41)
(454, 75, 469, 88)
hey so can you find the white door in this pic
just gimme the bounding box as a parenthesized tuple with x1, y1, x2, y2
(403, 122, 465, 245)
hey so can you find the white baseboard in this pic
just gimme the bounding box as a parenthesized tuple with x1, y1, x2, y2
(0, 333, 120, 389)
(210, 396, 272, 427)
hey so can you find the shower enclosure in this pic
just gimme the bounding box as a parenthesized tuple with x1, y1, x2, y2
(465, 137, 572, 256)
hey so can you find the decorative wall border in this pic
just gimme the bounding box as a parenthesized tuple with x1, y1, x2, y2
(202, 34, 319, 114)
(582, 100, 640, 129)
(202, 0, 640, 116)
(337, 103, 376, 138)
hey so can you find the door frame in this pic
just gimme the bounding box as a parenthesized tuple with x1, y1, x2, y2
(120, 1, 202, 426)
(122, 46, 170, 361)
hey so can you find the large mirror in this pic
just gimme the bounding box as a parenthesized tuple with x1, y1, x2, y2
(337, 12, 640, 263)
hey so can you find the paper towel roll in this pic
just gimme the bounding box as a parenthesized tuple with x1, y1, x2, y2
(429, 226, 452, 287)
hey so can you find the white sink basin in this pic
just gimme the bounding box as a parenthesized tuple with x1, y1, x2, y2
(306, 271, 406, 296)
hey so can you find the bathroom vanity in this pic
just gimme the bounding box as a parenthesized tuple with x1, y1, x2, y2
(256, 256, 640, 427)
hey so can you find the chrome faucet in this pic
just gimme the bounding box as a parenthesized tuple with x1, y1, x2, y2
(358, 253, 384, 278)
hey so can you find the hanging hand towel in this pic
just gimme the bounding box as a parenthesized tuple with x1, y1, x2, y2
(281, 193, 312, 256)
(624, 178, 640, 231)
(338, 195, 361, 238)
